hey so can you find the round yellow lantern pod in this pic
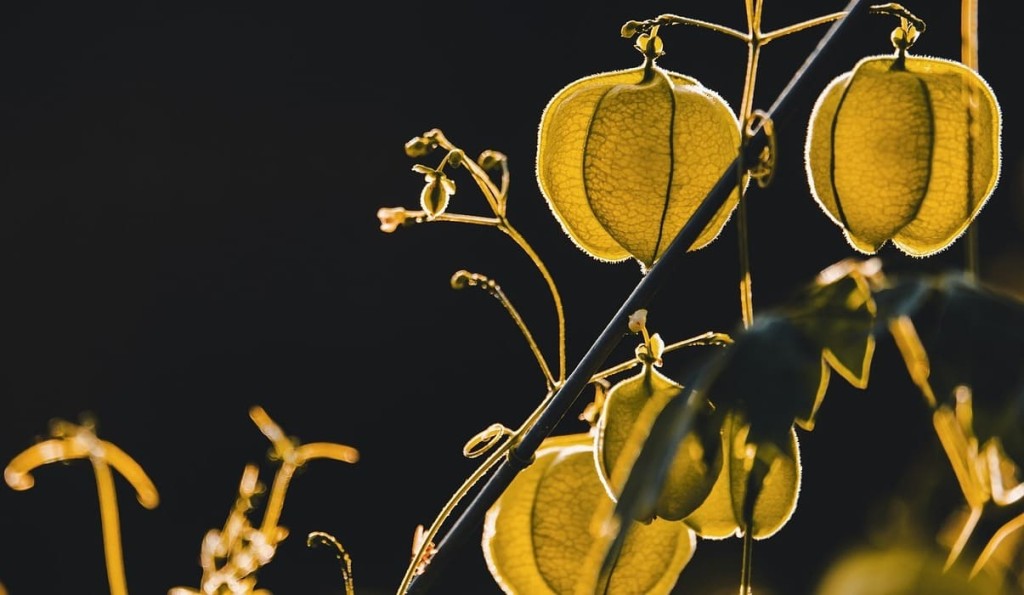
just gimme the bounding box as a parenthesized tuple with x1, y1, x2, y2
(805, 26, 1001, 257)
(595, 364, 722, 523)
(482, 432, 696, 595)
(537, 31, 743, 270)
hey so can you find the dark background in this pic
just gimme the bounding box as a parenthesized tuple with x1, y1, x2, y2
(1, 2, 1022, 594)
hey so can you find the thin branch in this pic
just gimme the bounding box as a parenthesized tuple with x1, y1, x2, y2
(497, 222, 567, 384)
(451, 270, 556, 389)
(760, 12, 847, 45)
(426, 129, 504, 215)
(635, 14, 749, 42)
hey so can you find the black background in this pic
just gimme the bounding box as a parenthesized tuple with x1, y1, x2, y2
(1, 2, 1022, 594)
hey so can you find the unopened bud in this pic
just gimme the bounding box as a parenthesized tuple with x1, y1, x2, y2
(627, 309, 648, 333)
(405, 136, 436, 158)
(377, 207, 409, 233)
(477, 150, 506, 171)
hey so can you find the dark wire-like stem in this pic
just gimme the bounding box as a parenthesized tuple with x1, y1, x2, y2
(401, 2, 873, 592)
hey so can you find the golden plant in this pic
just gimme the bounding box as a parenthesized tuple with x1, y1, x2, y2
(3, 1, 1022, 594)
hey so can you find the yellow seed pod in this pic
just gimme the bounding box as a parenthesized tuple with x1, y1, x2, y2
(595, 364, 721, 522)
(537, 58, 742, 269)
(682, 412, 801, 540)
(482, 432, 695, 595)
(805, 53, 1001, 257)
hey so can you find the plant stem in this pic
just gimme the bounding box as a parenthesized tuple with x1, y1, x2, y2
(961, 0, 980, 281)
(398, 430, 515, 594)
(452, 270, 556, 388)
(499, 221, 567, 384)
(589, 331, 733, 383)
(735, 0, 765, 330)
(93, 459, 128, 595)
(739, 530, 754, 595)
(400, 3, 873, 592)
(634, 14, 749, 42)
(429, 129, 567, 379)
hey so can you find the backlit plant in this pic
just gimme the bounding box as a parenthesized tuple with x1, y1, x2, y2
(4, 1, 1022, 594)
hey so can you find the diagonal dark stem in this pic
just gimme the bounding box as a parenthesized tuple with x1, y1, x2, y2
(403, 1, 873, 592)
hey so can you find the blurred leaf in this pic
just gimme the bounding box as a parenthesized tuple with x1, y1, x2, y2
(877, 273, 1024, 460)
(785, 258, 881, 389)
(700, 315, 826, 444)
(816, 543, 1010, 594)
(684, 411, 801, 540)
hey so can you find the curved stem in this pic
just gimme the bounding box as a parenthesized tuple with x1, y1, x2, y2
(426, 129, 504, 215)
(308, 531, 356, 595)
(971, 510, 1024, 578)
(249, 407, 359, 541)
(498, 221, 567, 384)
(408, 130, 566, 383)
(453, 271, 556, 389)
(398, 384, 565, 595)
(396, 432, 516, 595)
(385, 209, 565, 382)
(760, 12, 847, 45)
(93, 459, 128, 595)
(407, 211, 501, 227)
(636, 14, 750, 43)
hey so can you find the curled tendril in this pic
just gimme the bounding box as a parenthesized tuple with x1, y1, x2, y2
(450, 270, 557, 388)
(405, 135, 438, 158)
(4, 418, 159, 595)
(745, 110, 776, 189)
(307, 531, 355, 595)
(477, 150, 506, 171)
(869, 3, 926, 54)
(463, 423, 515, 459)
(450, 270, 496, 292)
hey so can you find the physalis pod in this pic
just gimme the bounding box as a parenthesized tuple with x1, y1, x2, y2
(594, 363, 802, 541)
(681, 411, 801, 540)
(595, 363, 723, 522)
(482, 432, 695, 595)
(805, 36, 1001, 256)
(536, 36, 742, 270)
